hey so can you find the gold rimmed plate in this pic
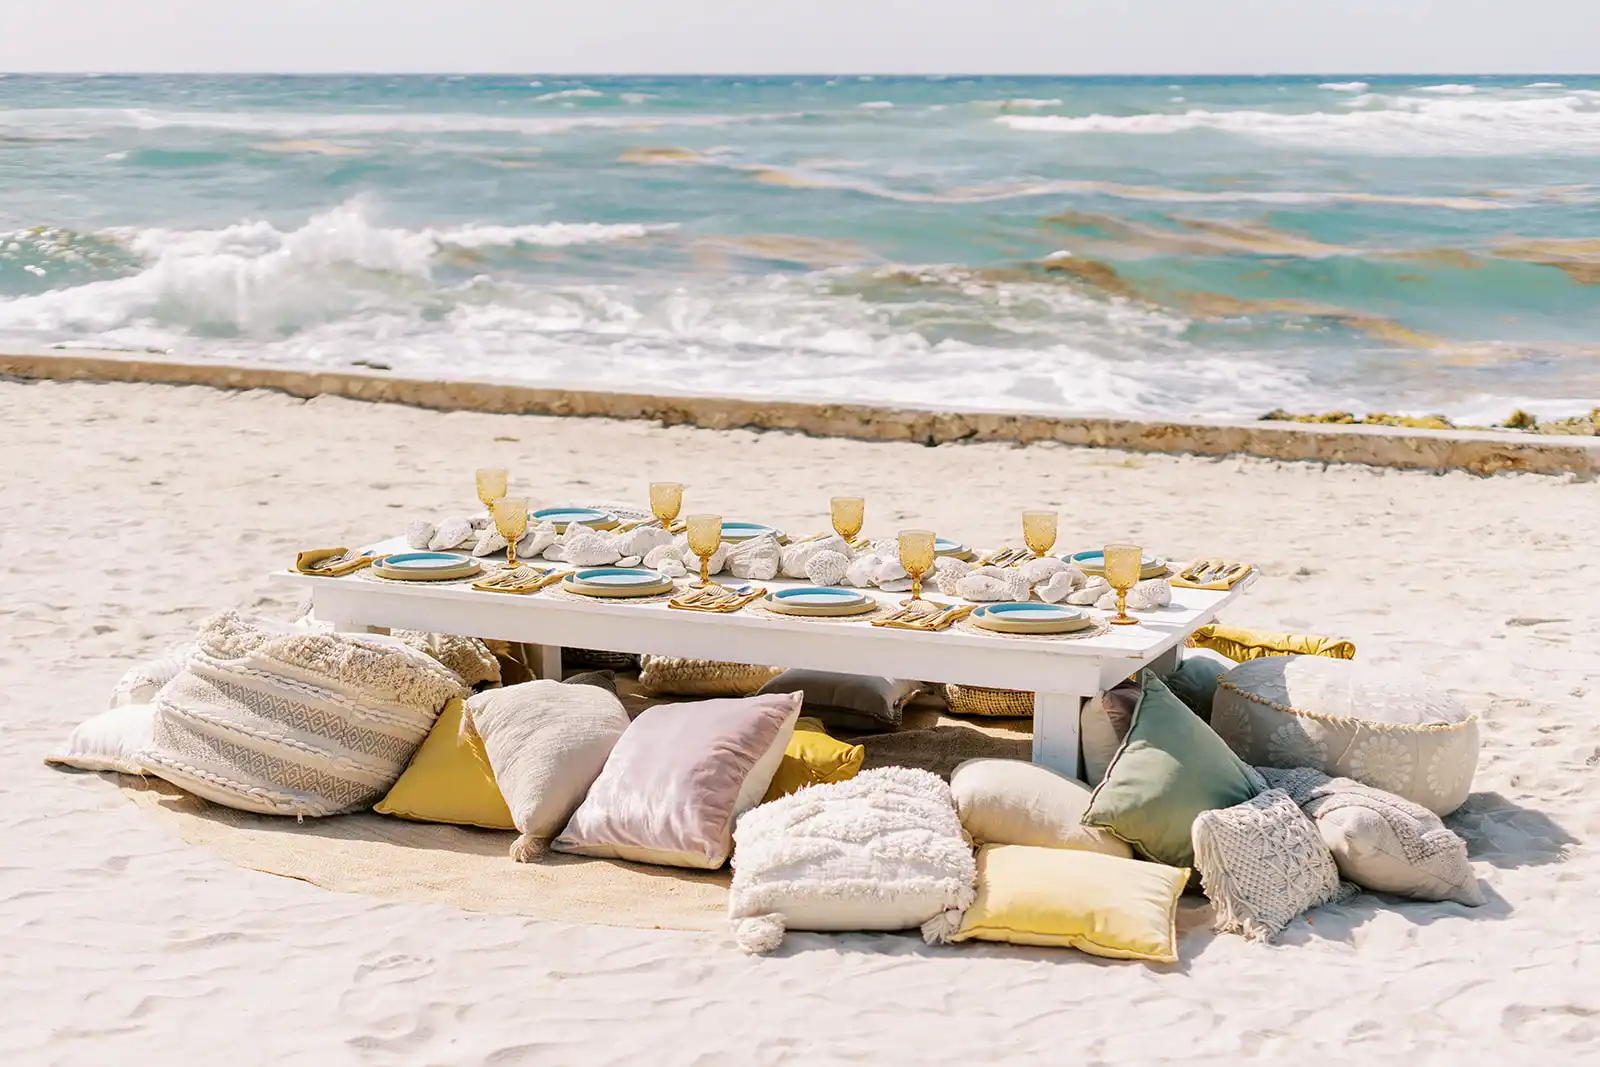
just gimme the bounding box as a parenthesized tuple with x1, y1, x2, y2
(371, 552, 482, 582)
(562, 567, 674, 598)
(763, 586, 876, 617)
(1066, 550, 1168, 580)
(970, 603, 1095, 635)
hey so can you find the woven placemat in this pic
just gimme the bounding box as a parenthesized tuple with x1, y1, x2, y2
(357, 568, 487, 588)
(745, 597, 893, 625)
(540, 578, 690, 606)
(954, 614, 1113, 642)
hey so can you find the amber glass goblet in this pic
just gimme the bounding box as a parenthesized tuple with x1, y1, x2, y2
(491, 497, 529, 569)
(898, 529, 936, 602)
(649, 482, 683, 528)
(476, 468, 508, 518)
(1022, 510, 1058, 558)
(1103, 543, 1143, 626)
(685, 514, 723, 587)
(831, 495, 865, 543)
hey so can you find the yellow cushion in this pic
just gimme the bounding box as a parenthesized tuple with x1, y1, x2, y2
(762, 716, 865, 802)
(1188, 623, 1355, 663)
(373, 697, 515, 830)
(951, 844, 1188, 963)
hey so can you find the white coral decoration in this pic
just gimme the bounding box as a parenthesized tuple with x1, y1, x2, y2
(519, 520, 558, 560)
(804, 550, 849, 586)
(727, 533, 782, 580)
(932, 557, 973, 597)
(1095, 578, 1172, 612)
(643, 543, 684, 569)
(955, 574, 1012, 602)
(656, 557, 688, 578)
(544, 523, 622, 567)
(1067, 575, 1111, 605)
(471, 526, 508, 557)
(1020, 556, 1070, 585)
(843, 553, 881, 588)
(619, 525, 673, 559)
(428, 516, 477, 551)
(405, 520, 436, 550)
(781, 535, 850, 578)
(1036, 570, 1079, 604)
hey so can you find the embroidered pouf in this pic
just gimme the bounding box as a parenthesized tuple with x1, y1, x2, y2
(1210, 656, 1478, 816)
(140, 611, 465, 817)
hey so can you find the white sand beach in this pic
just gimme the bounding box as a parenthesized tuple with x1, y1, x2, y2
(6, 378, 1600, 1065)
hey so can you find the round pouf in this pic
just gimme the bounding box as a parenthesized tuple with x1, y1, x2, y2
(1211, 656, 1478, 816)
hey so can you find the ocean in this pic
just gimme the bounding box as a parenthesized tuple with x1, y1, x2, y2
(2, 74, 1597, 422)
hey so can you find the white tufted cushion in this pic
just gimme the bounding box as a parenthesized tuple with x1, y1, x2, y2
(1211, 657, 1478, 816)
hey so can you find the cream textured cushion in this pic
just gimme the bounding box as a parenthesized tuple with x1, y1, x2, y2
(1261, 767, 1483, 906)
(554, 692, 802, 869)
(46, 703, 157, 774)
(1191, 789, 1352, 943)
(138, 611, 465, 817)
(638, 656, 783, 698)
(108, 647, 190, 708)
(1211, 656, 1478, 815)
(462, 680, 630, 860)
(949, 758, 1131, 858)
(728, 766, 977, 953)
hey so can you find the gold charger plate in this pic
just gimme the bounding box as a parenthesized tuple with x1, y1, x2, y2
(970, 604, 1096, 635)
(371, 556, 482, 582)
(761, 589, 877, 617)
(561, 574, 675, 599)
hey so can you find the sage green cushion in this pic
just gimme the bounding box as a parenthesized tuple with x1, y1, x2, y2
(1083, 670, 1266, 869)
(1161, 655, 1231, 721)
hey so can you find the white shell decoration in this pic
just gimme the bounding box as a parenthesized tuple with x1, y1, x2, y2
(468, 514, 492, 531)
(804, 550, 849, 586)
(1036, 570, 1080, 604)
(866, 537, 900, 559)
(843, 553, 881, 588)
(1021, 556, 1070, 585)
(780, 535, 851, 578)
(405, 520, 436, 551)
(471, 527, 508, 557)
(656, 557, 687, 578)
(726, 533, 782, 581)
(619, 526, 673, 559)
(1096, 578, 1172, 612)
(872, 558, 909, 586)
(643, 543, 685, 569)
(1066, 576, 1111, 606)
(956, 574, 1014, 602)
(545, 523, 623, 567)
(429, 516, 477, 551)
(519, 521, 559, 560)
(616, 556, 642, 568)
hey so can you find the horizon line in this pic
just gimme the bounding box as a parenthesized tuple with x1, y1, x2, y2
(2, 70, 1595, 78)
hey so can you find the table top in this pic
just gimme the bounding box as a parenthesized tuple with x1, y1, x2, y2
(273, 536, 1256, 692)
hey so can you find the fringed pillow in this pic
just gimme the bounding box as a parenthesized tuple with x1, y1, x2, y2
(1191, 789, 1352, 943)
(727, 767, 976, 954)
(638, 656, 782, 698)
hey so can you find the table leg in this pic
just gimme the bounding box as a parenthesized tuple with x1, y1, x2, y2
(1150, 642, 1183, 677)
(1032, 691, 1086, 780)
(534, 645, 563, 681)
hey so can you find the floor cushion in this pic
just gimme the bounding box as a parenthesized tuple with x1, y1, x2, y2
(1261, 767, 1483, 906)
(948, 844, 1188, 963)
(1162, 652, 1233, 720)
(638, 656, 782, 698)
(46, 703, 158, 774)
(108, 646, 190, 708)
(463, 680, 630, 860)
(950, 758, 1131, 857)
(1083, 670, 1266, 868)
(728, 766, 976, 953)
(1211, 656, 1479, 815)
(1188, 624, 1356, 663)
(374, 697, 515, 831)
(393, 631, 501, 690)
(1191, 789, 1352, 943)
(763, 716, 865, 802)
(554, 692, 802, 869)
(139, 611, 465, 817)
(1081, 677, 1142, 787)
(756, 670, 920, 733)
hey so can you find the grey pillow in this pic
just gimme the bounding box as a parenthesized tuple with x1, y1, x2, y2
(564, 669, 618, 694)
(1162, 655, 1230, 721)
(755, 671, 920, 733)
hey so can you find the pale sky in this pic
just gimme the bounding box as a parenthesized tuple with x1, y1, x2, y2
(1, 0, 1596, 74)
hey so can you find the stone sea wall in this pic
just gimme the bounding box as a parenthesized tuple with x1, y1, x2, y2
(4, 351, 1597, 480)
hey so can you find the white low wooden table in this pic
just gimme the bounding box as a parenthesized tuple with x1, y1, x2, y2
(272, 539, 1255, 778)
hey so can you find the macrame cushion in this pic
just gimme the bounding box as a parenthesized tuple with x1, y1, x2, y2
(554, 693, 802, 869)
(727, 767, 976, 954)
(393, 631, 501, 690)
(46, 703, 157, 775)
(1261, 767, 1484, 906)
(1211, 657, 1479, 815)
(950, 758, 1131, 858)
(108, 646, 191, 708)
(139, 611, 466, 817)
(1191, 789, 1352, 943)
(638, 656, 782, 698)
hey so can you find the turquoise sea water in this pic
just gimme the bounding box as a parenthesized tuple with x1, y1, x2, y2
(2, 74, 1597, 421)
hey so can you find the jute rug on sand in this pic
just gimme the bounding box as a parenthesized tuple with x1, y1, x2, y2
(119, 710, 1031, 932)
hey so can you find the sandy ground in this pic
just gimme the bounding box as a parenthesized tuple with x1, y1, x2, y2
(4, 378, 1600, 1066)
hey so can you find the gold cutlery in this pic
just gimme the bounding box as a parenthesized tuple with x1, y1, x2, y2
(669, 585, 767, 613)
(472, 567, 572, 594)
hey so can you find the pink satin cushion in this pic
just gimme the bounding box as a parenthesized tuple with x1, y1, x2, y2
(552, 692, 803, 869)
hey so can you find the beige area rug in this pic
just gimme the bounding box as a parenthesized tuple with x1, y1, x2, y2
(117, 706, 1033, 932)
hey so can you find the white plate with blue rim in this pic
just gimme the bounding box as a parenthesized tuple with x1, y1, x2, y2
(531, 506, 618, 531)
(763, 585, 875, 617)
(935, 537, 973, 560)
(372, 551, 481, 581)
(562, 566, 674, 598)
(971, 602, 1094, 635)
(719, 521, 785, 544)
(1066, 550, 1168, 579)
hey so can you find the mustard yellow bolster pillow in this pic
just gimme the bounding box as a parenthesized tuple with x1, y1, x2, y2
(1188, 623, 1355, 663)
(951, 844, 1189, 963)
(763, 716, 866, 803)
(374, 697, 516, 830)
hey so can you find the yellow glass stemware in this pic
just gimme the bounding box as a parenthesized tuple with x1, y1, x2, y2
(1022, 510, 1058, 558)
(830, 495, 865, 542)
(492, 497, 529, 569)
(685, 514, 723, 587)
(898, 529, 937, 601)
(475, 468, 508, 516)
(1103, 543, 1143, 626)
(649, 481, 683, 527)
